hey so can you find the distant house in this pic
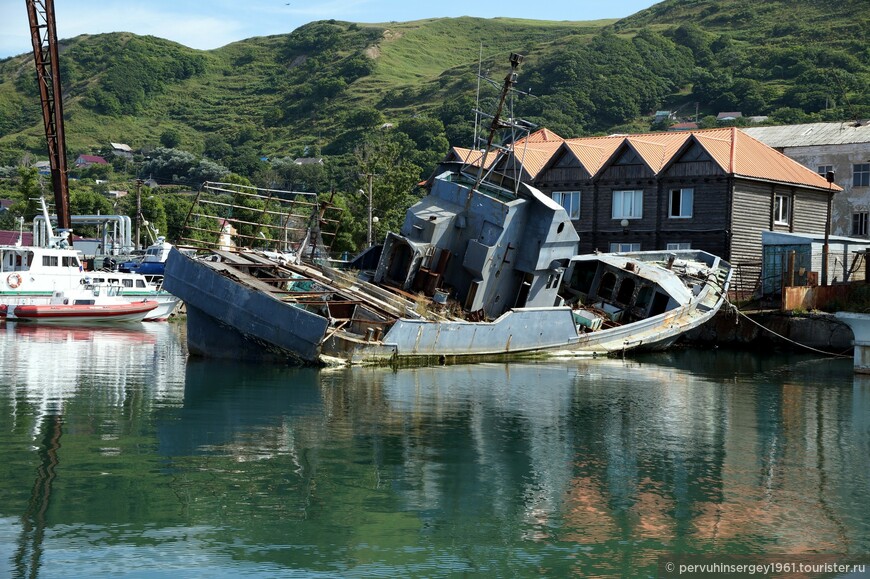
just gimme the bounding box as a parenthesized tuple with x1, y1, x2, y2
(743, 121, 870, 240)
(106, 190, 128, 198)
(294, 157, 324, 165)
(34, 160, 51, 175)
(110, 142, 133, 159)
(668, 122, 699, 131)
(75, 154, 109, 168)
(654, 110, 673, 124)
(716, 112, 743, 122)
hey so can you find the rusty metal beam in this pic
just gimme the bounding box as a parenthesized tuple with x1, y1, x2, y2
(26, 0, 71, 232)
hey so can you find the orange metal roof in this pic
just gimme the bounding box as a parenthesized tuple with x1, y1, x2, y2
(504, 140, 565, 178)
(449, 147, 499, 169)
(515, 128, 564, 145)
(624, 133, 690, 173)
(544, 128, 840, 191)
(451, 127, 842, 192)
(561, 138, 623, 175)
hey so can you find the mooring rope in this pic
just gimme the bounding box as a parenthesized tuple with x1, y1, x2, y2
(723, 299, 852, 359)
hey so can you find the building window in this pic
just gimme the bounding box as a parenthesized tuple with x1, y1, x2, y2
(818, 165, 833, 178)
(774, 194, 791, 225)
(666, 242, 691, 250)
(612, 190, 643, 220)
(609, 242, 641, 252)
(854, 163, 870, 187)
(668, 188, 693, 218)
(552, 191, 580, 220)
(853, 212, 869, 237)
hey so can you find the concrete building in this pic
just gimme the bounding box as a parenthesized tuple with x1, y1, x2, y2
(743, 121, 870, 239)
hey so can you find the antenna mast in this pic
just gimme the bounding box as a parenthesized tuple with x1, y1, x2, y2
(26, 0, 72, 233)
(468, 53, 523, 201)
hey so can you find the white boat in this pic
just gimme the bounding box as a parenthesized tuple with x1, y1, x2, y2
(7, 283, 158, 324)
(0, 201, 180, 321)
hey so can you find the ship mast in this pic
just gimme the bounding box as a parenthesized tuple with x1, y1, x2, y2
(469, 53, 523, 199)
(26, 0, 72, 233)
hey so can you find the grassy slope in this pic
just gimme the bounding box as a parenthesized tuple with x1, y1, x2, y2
(0, 0, 866, 160)
(0, 17, 611, 158)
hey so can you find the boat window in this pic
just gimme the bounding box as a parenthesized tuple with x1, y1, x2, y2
(636, 285, 653, 308)
(122, 279, 133, 288)
(650, 292, 670, 316)
(569, 262, 597, 294)
(62, 256, 77, 267)
(616, 278, 635, 304)
(136, 280, 146, 288)
(42, 255, 59, 267)
(598, 272, 617, 300)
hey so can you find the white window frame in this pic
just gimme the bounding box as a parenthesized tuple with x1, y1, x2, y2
(668, 188, 693, 219)
(817, 165, 833, 177)
(552, 191, 581, 220)
(774, 194, 791, 225)
(609, 242, 641, 253)
(666, 242, 691, 250)
(854, 163, 870, 187)
(612, 190, 643, 220)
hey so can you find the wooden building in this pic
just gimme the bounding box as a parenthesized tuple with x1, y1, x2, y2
(450, 128, 842, 295)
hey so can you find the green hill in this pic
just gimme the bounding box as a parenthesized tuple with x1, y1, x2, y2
(1, 0, 867, 166)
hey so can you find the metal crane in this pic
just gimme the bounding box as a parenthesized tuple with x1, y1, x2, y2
(25, 0, 72, 233)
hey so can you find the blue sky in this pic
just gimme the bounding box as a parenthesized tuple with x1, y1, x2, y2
(0, 0, 658, 59)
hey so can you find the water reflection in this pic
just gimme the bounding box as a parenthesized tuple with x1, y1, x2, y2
(0, 327, 867, 578)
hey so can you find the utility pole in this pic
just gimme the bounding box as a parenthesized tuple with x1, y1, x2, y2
(135, 178, 143, 250)
(366, 172, 373, 247)
(358, 172, 375, 247)
(822, 171, 835, 286)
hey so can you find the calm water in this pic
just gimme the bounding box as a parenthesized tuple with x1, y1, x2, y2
(0, 321, 867, 578)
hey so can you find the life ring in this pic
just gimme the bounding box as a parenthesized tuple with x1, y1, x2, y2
(7, 273, 22, 289)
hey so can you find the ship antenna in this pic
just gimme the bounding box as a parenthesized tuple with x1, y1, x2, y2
(466, 52, 523, 208)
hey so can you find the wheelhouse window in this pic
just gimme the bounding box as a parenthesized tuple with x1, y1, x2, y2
(668, 188, 693, 219)
(552, 191, 580, 220)
(612, 190, 643, 220)
(609, 242, 641, 252)
(853, 212, 869, 237)
(854, 163, 870, 187)
(774, 194, 791, 225)
(42, 255, 58, 267)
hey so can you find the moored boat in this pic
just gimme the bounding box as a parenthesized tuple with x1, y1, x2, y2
(1, 200, 181, 321)
(10, 284, 158, 324)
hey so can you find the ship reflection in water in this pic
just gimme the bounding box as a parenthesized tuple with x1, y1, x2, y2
(0, 324, 867, 577)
